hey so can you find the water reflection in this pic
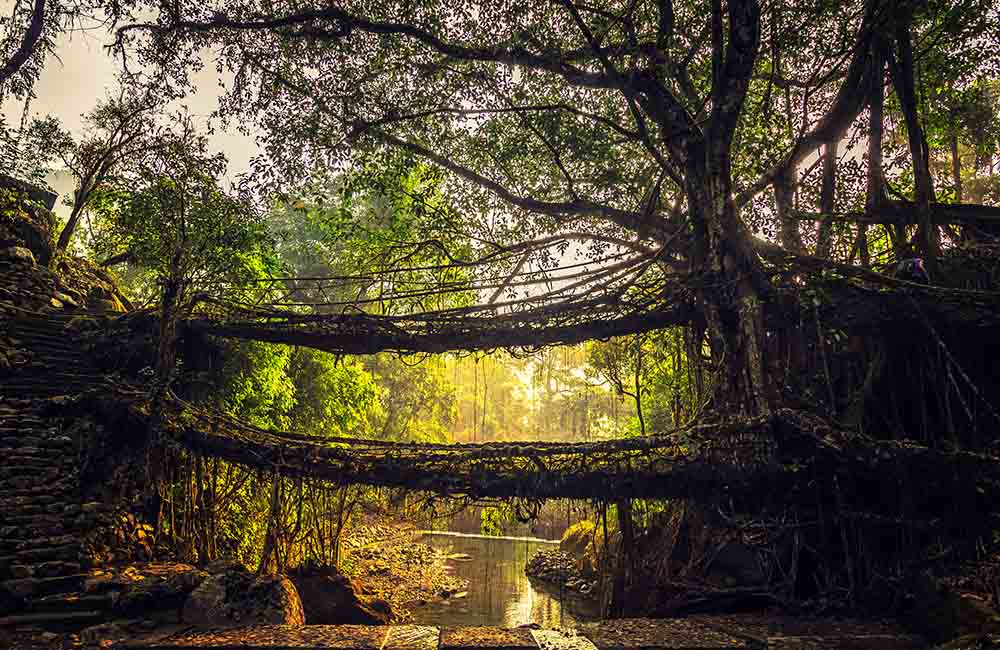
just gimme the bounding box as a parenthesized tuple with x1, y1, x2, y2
(412, 532, 599, 628)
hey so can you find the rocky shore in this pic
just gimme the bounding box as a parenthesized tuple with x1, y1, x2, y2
(525, 549, 597, 598)
(341, 521, 469, 619)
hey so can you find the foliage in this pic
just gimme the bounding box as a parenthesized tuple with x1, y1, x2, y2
(366, 355, 456, 442)
(218, 341, 296, 430)
(25, 88, 166, 252)
(480, 505, 508, 537)
(88, 113, 277, 305)
(288, 349, 382, 436)
(270, 156, 476, 314)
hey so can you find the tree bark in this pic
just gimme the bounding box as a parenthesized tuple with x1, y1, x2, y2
(816, 141, 837, 259)
(686, 154, 769, 414)
(0, 0, 46, 89)
(950, 131, 963, 204)
(890, 14, 939, 261)
(863, 38, 887, 268)
(775, 168, 802, 253)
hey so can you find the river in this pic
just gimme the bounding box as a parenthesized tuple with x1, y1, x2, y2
(410, 531, 599, 628)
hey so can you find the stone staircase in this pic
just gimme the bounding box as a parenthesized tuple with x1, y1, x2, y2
(2, 311, 109, 398)
(0, 311, 114, 636)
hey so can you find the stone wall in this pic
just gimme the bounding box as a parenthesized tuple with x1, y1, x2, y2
(0, 399, 96, 608)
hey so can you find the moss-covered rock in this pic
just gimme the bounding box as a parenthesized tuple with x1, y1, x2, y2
(0, 190, 55, 266)
(182, 565, 305, 626)
(289, 564, 393, 625)
(908, 573, 1000, 644)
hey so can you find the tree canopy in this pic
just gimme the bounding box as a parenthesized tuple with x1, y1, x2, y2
(101, 0, 1000, 412)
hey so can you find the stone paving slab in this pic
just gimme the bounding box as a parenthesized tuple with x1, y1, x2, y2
(118, 624, 388, 649)
(382, 626, 440, 650)
(578, 619, 750, 650)
(440, 627, 537, 650)
(765, 635, 927, 649)
(110, 623, 928, 650)
(530, 630, 599, 650)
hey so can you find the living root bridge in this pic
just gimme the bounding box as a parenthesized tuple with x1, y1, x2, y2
(111, 391, 1000, 515)
(184, 295, 695, 355)
(180, 258, 1000, 358)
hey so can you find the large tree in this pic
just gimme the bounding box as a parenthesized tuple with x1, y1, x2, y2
(113, 0, 999, 414)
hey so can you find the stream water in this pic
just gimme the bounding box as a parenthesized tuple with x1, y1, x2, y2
(409, 531, 600, 628)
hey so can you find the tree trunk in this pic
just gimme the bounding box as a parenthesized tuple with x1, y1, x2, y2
(775, 169, 802, 253)
(891, 15, 939, 262)
(816, 141, 837, 259)
(686, 153, 770, 415)
(951, 131, 963, 203)
(608, 497, 635, 617)
(55, 198, 86, 255)
(863, 38, 887, 268)
(634, 335, 645, 435)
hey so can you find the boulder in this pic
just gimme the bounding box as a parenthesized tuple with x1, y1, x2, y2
(907, 573, 1000, 644)
(81, 622, 132, 647)
(706, 541, 765, 588)
(0, 246, 36, 267)
(182, 566, 304, 626)
(113, 563, 208, 619)
(0, 196, 55, 266)
(289, 565, 392, 625)
(0, 583, 22, 616)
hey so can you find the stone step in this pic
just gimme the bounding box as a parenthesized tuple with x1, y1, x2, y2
(2, 378, 102, 390)
(5, 333, 77, 346)
(0, 473, 77, 490)
(0, 523, 71, 540)
(1, 514, 72, 526)
(0, 437, 75, 452)
(0, 463, 73, 477)
(0, 471, 57, 484)
(0, 534, 78, 554)
(0, 609, 105, 632)
(6, 561, 82, 580)
(27, 592, 112, 615)
(1, 384, 100, 397)
(766, 635, 927, 649)
(12, 369, 99, 380)
(2, 454, 70, 467)
(2, 573, 86, 599)
(0, 485, 78, 500)
(0, 425, 53, 436)
(15, 543, 80, 564)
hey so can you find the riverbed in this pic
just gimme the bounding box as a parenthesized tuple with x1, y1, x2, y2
(409, 531, 599, 628)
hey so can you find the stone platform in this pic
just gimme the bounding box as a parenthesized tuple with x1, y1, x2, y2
(113, 620, 927, 650)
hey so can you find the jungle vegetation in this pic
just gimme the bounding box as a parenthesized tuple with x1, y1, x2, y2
(2, 0, 1000, 617)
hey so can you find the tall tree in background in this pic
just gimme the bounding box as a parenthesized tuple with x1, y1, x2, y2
(26, 87, 164, 254)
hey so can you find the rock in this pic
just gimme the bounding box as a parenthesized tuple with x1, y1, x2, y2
(53, 291, 78, 308)
(182, 566, 304, 626)
(0, 246, 36, 266)
(81, 622, 131, 647)
(0, 582, 23, 616)
(560, 520, 596, 558)
(114, 563, 208, 619)
(935, 634, 1000, 649)
(706, 541, 765, 588)
(525, 549, 597, 598)
(908, 573, 1000, 644)
(288, 564, 393, 625)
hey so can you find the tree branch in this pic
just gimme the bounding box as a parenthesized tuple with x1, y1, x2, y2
(0, 0, 46, 88)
